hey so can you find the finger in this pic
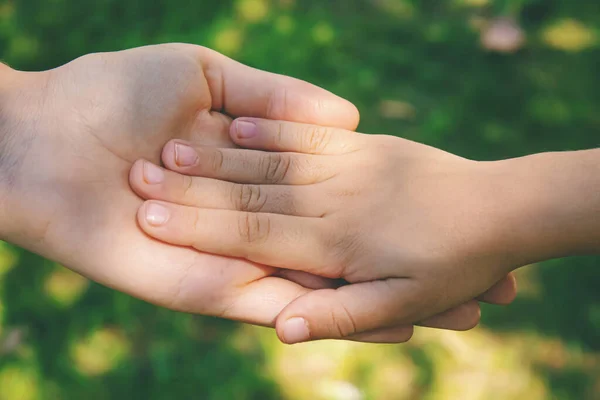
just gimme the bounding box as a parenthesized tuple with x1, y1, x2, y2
(346, 325, 414, 344)
(417, 300, 481, 331)
(129, 160, 324, 217)
(137, 201, 338, 277)
(160, 140, 336, 185)
(177, 44, 361, 129)
(234, 274, 416, 344)
(275, 282, 480, 344)
(275, 279, 436, 344)
(274, 270, 344, 290)
(349, 300, 482, 344)
(230, 118, 364, 155)
(188, 111, 236, 148)
(477, 273, 517, 305)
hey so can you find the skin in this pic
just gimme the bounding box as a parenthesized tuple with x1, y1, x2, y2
(0, 44, 356, 329)
(130, 118, 599, 344)
(129, 118, 523, 344)
(0, 44, 515, 344)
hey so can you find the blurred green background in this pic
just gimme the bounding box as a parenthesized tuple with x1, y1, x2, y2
(0, 0, 599, 398)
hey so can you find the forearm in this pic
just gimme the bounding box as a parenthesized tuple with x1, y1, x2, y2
(492, 149, 600, 268)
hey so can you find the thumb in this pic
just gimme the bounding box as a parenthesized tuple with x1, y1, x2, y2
(275, 279, 428, 344)
(191, 44, 361, 130)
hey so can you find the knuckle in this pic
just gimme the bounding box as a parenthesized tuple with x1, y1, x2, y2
(207, 148, 225, 173)
(261, 153, 292, 183)
(326, 226, 362, 279)
(329, 299, 358, 338)
(333, 187, 362, 199)
(301, 126, 332, 154)
(293, 157, 325, 184)
(266, 86, 289, 120)
(187, 209, 203, 248)
(272, 190, 298, 215)
(234, 184, 266, 212)
(181, 175, 195, 199)
(237, 212, 272, 244)
(275, 121, 284, 146)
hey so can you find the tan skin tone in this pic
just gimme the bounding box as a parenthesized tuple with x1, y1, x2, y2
(130, 118, 598, 344)
(0, 44, 517, 343)
(0, 44, 358, 330)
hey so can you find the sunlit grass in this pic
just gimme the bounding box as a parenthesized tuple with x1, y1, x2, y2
(374, 0, 415, 19)
(455, 0, 490, 7)
(311, 22, 335, 45)
(70, 327, 130, 376)
(542, 19, 597, 52)
(0, 242, 19, 338)
(44, 264, 89, 308)
(213, 25, 244, 56)
(0, 365, 39, 400)
(236, 0, 270, 23)
(0, 242, 19, 278)
(275, 15, 295, 35)
(243, 324, 599, 400)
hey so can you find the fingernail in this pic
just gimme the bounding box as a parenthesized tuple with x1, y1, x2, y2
(282, 318, 310, 344)
(143, 162, 164, 184)
(235, 120, 257, 139)
(175, 143, 198, 167)
(145, 203, 170, 226)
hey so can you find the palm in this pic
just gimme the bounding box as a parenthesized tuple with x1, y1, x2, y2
(10, 44, 356, 324)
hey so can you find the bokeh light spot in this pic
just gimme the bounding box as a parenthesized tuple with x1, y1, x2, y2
(71, 328, 130, 376)
(275, 15, 295, 35)
(213, 27, 244, 56)
(44, 264, 89, 308)
(0, 242, 19, 278)
(0, 366, 39, 400)
(312, 22, 335, 45)
(542, 19, 596, 52)
(455, 0, 489, 7)
(237, 0, 270, 23)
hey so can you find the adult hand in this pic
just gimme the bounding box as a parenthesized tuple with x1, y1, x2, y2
(0, 44, 360, 330)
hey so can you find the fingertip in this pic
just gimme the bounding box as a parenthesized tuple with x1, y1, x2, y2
(343, 101, 361, 131)
(136, 201, 153, 231)
(479, 273, 518, 305)
(509, 272, 518, 296)
(418, 300, 481, 331)
(277, 317, 311, 345)
(138, 200, 171, 231)
(129, 159, 145, 186)
(161, 140, 177, 169)
(136, 201, 149, 230)
(454, 300, 481, 331)
(466, 301, 482, 330)
(296, 89, 360, 131)
(129, 159, 149, 196)
(161, 139, 196, 170)
(498, 273, 518, 305)
(230, 118, 258, 143)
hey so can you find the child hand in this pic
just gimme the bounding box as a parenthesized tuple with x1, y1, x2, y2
(130, 118, 521, 343)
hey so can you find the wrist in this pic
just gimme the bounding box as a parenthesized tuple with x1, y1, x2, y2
(0, 65, 50, 242)
(0, 64, 19, 240)
(486, 150, 600, 270)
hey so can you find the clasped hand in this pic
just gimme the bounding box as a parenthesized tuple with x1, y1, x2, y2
(129, 118, 518, 344)
(0, 44, 516, 345)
